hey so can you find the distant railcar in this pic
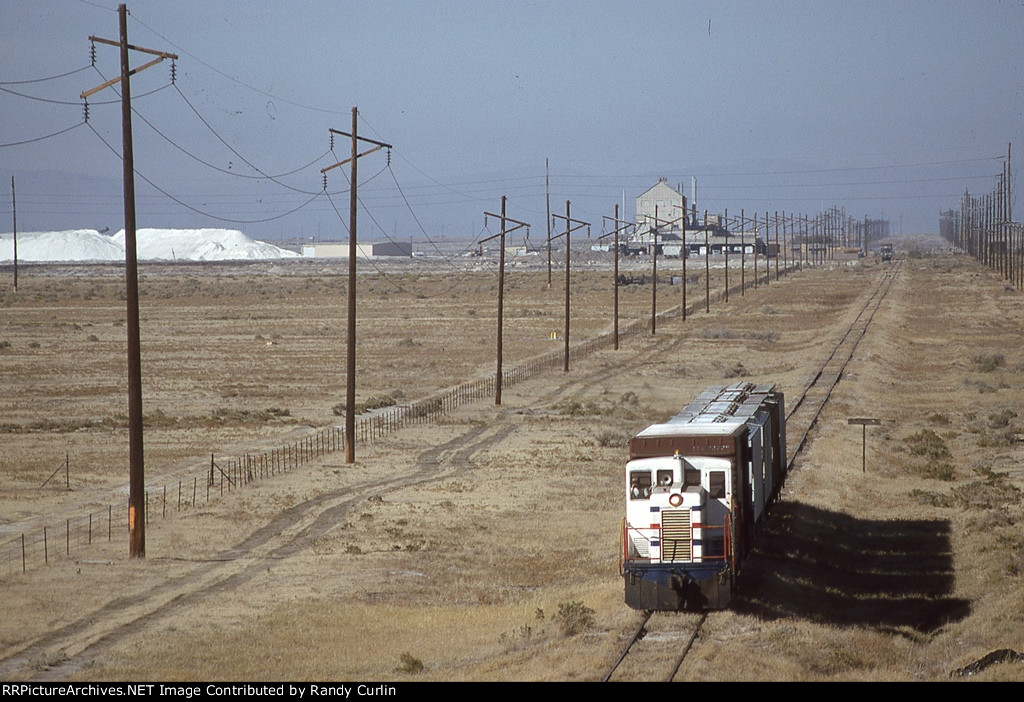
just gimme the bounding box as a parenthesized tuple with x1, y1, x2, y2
(621, 383, 786, 610)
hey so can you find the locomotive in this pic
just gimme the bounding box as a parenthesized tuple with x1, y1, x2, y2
(621, 383, 786, 610)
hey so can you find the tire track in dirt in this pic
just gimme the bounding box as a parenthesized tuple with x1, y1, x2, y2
(0, 422, 516, 680)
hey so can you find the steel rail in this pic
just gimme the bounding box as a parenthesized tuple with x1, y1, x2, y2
(603, 259, 902, 682)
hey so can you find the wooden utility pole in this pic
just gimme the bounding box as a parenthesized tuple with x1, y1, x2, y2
(774, 211, 780, 281)
(652, 206, 658, 334)
(741, 208, 749, 296)
(81, 4, 177, 559)
(723, 208, 729, 303)
(551, 202, 589, 372)
(10, 177, 17, 291)
(322, 110, 392, 464)
(482, 197, 528, 404)
(545, 158, 552, 288)
(644, 207, 684, 333)
(675, 202, 689, 320)
(704, 210, 710, 313)
(600, 205, 633, 350)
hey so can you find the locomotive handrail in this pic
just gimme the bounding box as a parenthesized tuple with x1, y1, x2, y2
(619, 517, 627, 574)
(693, 522, 729, 562)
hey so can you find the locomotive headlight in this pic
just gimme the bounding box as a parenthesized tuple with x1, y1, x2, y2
(669, 493, 683, 507)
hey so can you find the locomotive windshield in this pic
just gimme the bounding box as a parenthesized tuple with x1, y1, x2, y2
(629, 470, 652, 500)
(683, 465, 701, 488)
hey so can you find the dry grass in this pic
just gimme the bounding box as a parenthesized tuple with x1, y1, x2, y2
(2, 246, 1024, 681)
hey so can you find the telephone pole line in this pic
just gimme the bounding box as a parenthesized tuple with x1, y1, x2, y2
(551, 202, 590, 372)
(482, 198, 529, 405)
(600, 205, 635, 350)
(321, 109, 392, 464)
(643, 207, 685, 334)
(545, 158, 552, 288)
(81, 3, 177, 559)
(10, 177, 17, 291)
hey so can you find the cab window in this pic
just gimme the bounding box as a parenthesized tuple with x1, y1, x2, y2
(683, 467, 701, 488)
(629, 470, 652, 500)
(709, 470, 726, 499)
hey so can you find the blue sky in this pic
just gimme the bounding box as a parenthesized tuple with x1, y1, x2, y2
(2, 0, 1022, 241)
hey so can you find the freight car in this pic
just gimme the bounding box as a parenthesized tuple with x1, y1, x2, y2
(621, 383, 786, 610)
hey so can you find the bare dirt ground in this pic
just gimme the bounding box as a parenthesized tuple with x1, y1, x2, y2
(1, 240, 1022, 681)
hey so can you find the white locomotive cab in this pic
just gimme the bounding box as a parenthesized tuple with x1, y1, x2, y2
(625, 455, 733, 564)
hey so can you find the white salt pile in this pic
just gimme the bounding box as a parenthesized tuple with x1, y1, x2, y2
(0, 228, 298, 263)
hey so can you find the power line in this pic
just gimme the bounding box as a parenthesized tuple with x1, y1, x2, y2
(0, 65, 92, 85)
(387, 163, 486, 262)
(173, 84, 324, 195)
(130, 11, 348, 117)
(0, 121, 85, 148)
(131, 97, 335, 185)
(86, 122, 325, 224)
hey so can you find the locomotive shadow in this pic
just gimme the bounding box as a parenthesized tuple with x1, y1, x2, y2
(732, 501, 970, 634)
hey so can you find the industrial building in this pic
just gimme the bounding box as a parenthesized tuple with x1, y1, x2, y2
(301, 241, 413, 258)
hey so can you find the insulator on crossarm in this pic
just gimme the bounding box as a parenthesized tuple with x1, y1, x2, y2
(329, 133, 334, 150)
(386, 149, 391, 166)
(322, 173, 328, 191)
(90, 41, 96, 66)
(83, 100, 90, 123)
(170, 60, 177, 84)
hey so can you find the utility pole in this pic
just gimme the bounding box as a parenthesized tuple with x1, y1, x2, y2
(741, 208, 749, 296)
(81, 4, 177, 559)
(482, 197, 528, 404)
(722, 208, 730, 303)
(545, 158, 552, 288)
(752, 211, 759, 290)
(10, 177, 16, 291)
(652, 206, 658, 334)
(321, 109, 392, 464)
(551, 202, 589, 372)
(644, 207, 685, 333)
(600, 205, 634, 350)
(774, 211, 780, 281)
(675, 202, 689, 320)
(782, 212, 789, 274)
(704, 211, 710, 313)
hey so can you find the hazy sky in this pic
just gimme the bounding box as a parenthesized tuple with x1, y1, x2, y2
(2, 0, 1022, 242)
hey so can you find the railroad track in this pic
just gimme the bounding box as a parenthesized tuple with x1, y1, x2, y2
(1, 262, 900, 681)
(784, 258, 902, 469)
(602, 260, 903, 682)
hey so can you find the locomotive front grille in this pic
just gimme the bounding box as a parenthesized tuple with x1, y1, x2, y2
(660, 509, 692, 562)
